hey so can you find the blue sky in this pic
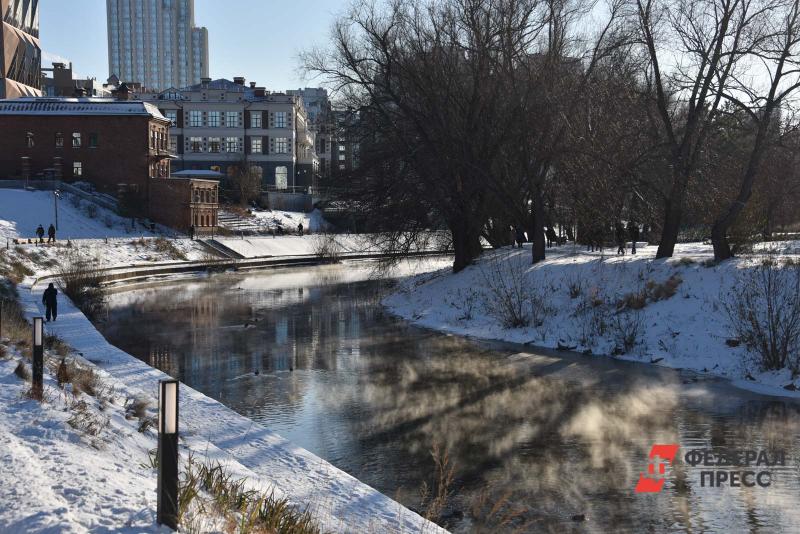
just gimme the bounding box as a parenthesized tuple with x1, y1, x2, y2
(40, 0, 348, 91)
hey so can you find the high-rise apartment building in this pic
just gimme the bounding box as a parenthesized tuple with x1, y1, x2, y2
(1, 0, 42, 98)
(106, 0, 209, 91)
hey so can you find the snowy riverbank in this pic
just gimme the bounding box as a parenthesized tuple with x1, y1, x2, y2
(0, 278, 447, 533)
(385, 242, 800, 398)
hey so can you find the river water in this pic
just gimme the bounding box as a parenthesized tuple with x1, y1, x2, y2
(94, 261, 800, 533)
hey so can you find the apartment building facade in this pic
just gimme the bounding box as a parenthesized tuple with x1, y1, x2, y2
(287, 87, 333, 179)
(1, 0, 41, 98)
(106, 0, 209, 91)
(142, 78, 319, 192)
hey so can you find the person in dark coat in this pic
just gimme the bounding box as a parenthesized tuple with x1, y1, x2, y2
(189, 225, 195, 240)
(47, 224, 56, 243)
(298, 223, 304, 236)
(42, 283, 58, 322)
(615, 222, 626, 256)
(546, 227, 558, 248)
(515, 227, 526, 249)
(36, 225, 45, 244)
(627, 221, 639, 255)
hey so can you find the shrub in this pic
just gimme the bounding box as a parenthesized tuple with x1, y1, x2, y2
(57, 249, 105, 319)
(723, 258, 800, 372)
(565, 272, 583, 299)
(14, 360, 30, 380)
(481, 253, 551, 329)
(611, 310, 644, 354)
(311, 232, 341, 261)
(152, 238, 188, 261)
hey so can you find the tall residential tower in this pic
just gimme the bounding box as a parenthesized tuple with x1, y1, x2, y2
(106, 0, 209, 91)
(1, 0, 42, 98)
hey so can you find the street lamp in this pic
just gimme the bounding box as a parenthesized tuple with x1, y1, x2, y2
(32, 317, 44, 400)
(53, 190, 61, 231)
(157, 379, 179, 530)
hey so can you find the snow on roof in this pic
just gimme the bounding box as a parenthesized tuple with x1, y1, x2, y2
(0, 98, 169, 121)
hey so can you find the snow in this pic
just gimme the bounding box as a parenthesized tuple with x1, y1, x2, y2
(214, 234, 366, 258)
(384, 242, 800, 398)
(0, 281, 447, 533)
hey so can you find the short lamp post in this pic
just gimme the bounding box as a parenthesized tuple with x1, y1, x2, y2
(32, 317, 44, 400)
(157, 379, 179, 530)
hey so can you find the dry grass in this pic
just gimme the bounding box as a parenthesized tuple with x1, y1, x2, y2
(153, 238, 188, 261)
(14, 360, 30, 380)
(177, 456, 322, 534)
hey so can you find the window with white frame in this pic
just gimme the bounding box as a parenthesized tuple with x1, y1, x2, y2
(169, 135, 178, 153)
(189, 110, 202, 127)
(251, 113, 262, 128)
(274, 137, 289, 154)
(208, 111, 221, 127)
(275, 111, 287, 128)
(251, 137, 262, 154)
(225, 137, 239, 152)
(226, 111, 239, 127)
(164, 110, 177, 126)
(72, 132, 81, 148)
(73, 161, 82, 176)
(190, 137, 203, 152)
(209, 137, 221, 153)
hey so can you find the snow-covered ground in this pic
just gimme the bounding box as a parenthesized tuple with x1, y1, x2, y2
(215, 234, 367, 258)
(250, 208, 330, 233)
(385, 242, 800, 398)
(0, 280, 447, 533)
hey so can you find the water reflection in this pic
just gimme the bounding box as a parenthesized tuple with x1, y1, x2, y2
(96, 265, 800, 533)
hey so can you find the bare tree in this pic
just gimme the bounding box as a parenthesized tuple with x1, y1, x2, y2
(229, 158, 262, 207)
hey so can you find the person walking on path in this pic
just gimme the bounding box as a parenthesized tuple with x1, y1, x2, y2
(35, 225, 45, 244)
(42, 283, 58, 322)
(515, 227, 526, 249)
(627, 221, 639, 255)
(189, 225, 195, 240)
(298, 223, 304, 236)
(546, 226, 558, 248)
(615, 222, 626, 256)
(47, 224, 56, 244)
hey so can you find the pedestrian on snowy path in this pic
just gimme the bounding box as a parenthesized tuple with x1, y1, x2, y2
(298, 223, 304, 236)
(189, 225, 195, 240)
(546, 227, 558, 248)
(36, 224, 45, 244)
(515, 227, 526, 249)
(42, 283, 58, 322)
(615, 222, 626, 256)
(47, 224, 56, 243)
(628, 221, 639, 255)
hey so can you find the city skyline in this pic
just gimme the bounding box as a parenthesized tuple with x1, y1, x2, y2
(39, 0, 346, 92)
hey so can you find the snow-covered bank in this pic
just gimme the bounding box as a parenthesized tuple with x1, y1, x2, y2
(385, 242, 800, 398)
(0, 282, 447, 533)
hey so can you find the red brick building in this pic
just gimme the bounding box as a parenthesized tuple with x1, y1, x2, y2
(149, 173, 220, 232)
(0, 97, 172, 202)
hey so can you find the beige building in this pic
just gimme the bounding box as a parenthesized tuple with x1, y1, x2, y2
(106, 0, 209, 91)
(141, 77, 319, 192)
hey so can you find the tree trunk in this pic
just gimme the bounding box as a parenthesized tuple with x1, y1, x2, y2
(656, 170, 689, 259)
(451, 218, 483, 273)
(531, 184, 546, 264)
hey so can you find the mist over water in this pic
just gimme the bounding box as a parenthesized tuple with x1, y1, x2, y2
(95, 263, 800, 532)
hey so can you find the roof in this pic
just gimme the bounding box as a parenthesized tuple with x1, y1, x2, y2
(170, 170, 225, 178)
(0, 98, 169, 121)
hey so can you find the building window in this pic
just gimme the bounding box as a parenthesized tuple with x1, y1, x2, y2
(26, 132, 34, 148)
(339, 153, 346, 161)
(251, 113, 262, 128)
(275, 111, 287, 128)
(55, 132, 64, 148)
(169, 136, 178, 153)
(225, 137, 239, 152)
(89, 133, 99, 148)
(209, 137, 221, 153)
(275, 166, 288, 190)
(251, 137, 262, 153)
(189, 110, 202, 127)
(190, 137, 203, 152)
(72, 133, 82, 148)
(73, 162, 83, 176)
(274, 137, 289, 154)
(226, 111, 239, 127)
(208, 111, 221, 127)
(164, 110, 177, 126)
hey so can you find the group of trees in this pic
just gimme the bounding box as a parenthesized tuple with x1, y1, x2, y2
(307, 0, 800, 272)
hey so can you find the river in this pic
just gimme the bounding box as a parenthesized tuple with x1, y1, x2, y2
(94, 260, 800, 533)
